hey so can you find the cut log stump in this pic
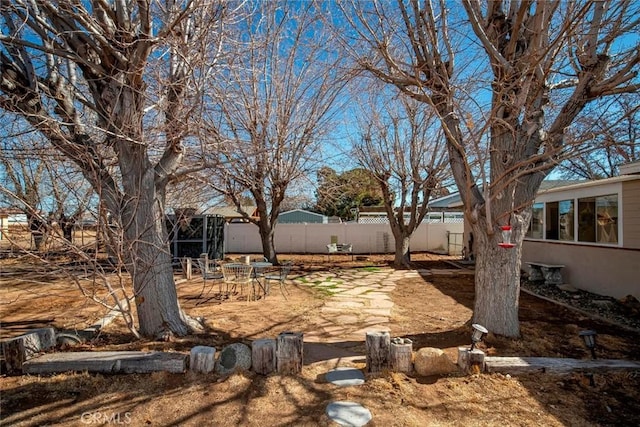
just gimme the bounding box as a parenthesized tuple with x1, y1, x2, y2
(190, 346, 216, 373)
(276, 332, 303, 375)
(1, 327, 56, 374)
(252, 338, 276, 375)
(457, 347, 485, 374)
(366, 331, 390, 374)
(390, 338, 413, 374)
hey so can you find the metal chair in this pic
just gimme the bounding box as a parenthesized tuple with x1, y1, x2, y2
(221, 263, 254, 300)
(196, 257, 223, 297)
(263, 262, 293, 300)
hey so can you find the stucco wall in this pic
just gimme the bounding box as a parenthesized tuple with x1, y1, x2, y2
(522, 240, 639, 300)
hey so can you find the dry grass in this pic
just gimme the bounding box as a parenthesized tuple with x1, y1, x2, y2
(1, 253, 639, 426)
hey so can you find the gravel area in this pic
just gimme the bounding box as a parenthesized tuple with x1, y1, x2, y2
(521, 279, 640, 331)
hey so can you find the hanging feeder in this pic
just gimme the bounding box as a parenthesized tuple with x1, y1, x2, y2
(498, 225, 515, 248)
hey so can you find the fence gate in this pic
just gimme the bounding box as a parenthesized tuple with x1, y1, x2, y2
(447, 232, 464, 256)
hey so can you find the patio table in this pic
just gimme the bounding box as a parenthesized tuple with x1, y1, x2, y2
(250, 261, 273, 300)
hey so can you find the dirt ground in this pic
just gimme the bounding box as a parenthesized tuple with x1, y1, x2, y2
(1, 252, 639, 426)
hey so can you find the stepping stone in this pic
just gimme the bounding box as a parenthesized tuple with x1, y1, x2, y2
(368, 299, 394, 309)
(361, 308, 392, 316)
(325, 301, 365, 309)
(326, 401, 372, 426)
(325, 367, 365, 387)
(334, 315, 360, 325)
(363, 316, 389, 325)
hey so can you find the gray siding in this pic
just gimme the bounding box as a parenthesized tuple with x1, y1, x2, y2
(623, 180, 640, 249)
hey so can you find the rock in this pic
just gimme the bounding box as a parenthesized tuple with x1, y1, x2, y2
(215, 343, 252, 375)
(326, 401, 372, 427)
(619, 295, 640, 317)
(414, 347, 457, 376)
(593, 299, 614, 308)
(155, 329, 174, 342)
(558, 284, 578, 293)
(325, 367, 365, 387)
(56, 333, 83, 348)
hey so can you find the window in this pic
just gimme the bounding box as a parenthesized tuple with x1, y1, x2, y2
(527, 203, 543, 239)
(527, 193, 618, 245)
(545, 201, 559, 240)
(596, 194, 618, 243)
(559, 200, 574, 241)
(578, 198, 596, 242)
(578, 194, 618, 244)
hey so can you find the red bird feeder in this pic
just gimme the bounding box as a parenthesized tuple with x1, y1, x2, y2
(498, 225, 514, 248)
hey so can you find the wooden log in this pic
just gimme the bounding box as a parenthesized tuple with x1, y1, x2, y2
(366, 331, 390, 374)
(182, 257, 193, 280)
(190, 346, 216, 373)
(390, 338, 413, 373)
(457, 347, 485, 374)
(485, 357, 640, 375)
(22, 351, 188, 374)
(276, 332, 303, 375)
(457, 347, 468, 370)
(252, 338, 276, 375)
(1, 327, 56, 374)
(469, 349, 486, 374)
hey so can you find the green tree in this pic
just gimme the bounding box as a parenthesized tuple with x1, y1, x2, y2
(315, 167, 384, 220)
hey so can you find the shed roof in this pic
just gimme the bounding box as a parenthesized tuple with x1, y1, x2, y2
(279, 209, 324, 218)
(203, 205, 258, 219)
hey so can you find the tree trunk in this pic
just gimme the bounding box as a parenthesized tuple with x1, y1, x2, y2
(258, 225, 278, 265)
(471, 221, 524, 338)
(119, 172, 195, 338)
(128, 229, 190, 337)
(392, 234, 411, 268)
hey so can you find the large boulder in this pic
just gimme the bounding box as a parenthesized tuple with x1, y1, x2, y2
(414, 347, 457, 376)
(215, 343, 252, 375)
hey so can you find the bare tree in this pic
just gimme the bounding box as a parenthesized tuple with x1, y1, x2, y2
(557, 94, 639, 179)
(201, 1, 348, 264)
(353, 89, 449, 267)
(337, 0, 639, 336)
(0, 0, 229, 338)
(0, 131, 48, 249)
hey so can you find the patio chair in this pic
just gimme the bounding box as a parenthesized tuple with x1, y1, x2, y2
(221, 263, 254, 301)
(196, 257, 223, 297)
(263, 261, 293, 300)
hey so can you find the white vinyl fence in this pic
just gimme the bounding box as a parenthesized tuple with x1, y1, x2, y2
(224, 222, 464, 255)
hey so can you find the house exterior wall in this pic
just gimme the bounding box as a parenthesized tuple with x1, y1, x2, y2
(520, 176, 640, 300)
(224, 222, 463, 255)
(522, 240, 639, 300)
(622, 179, 640, 249)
